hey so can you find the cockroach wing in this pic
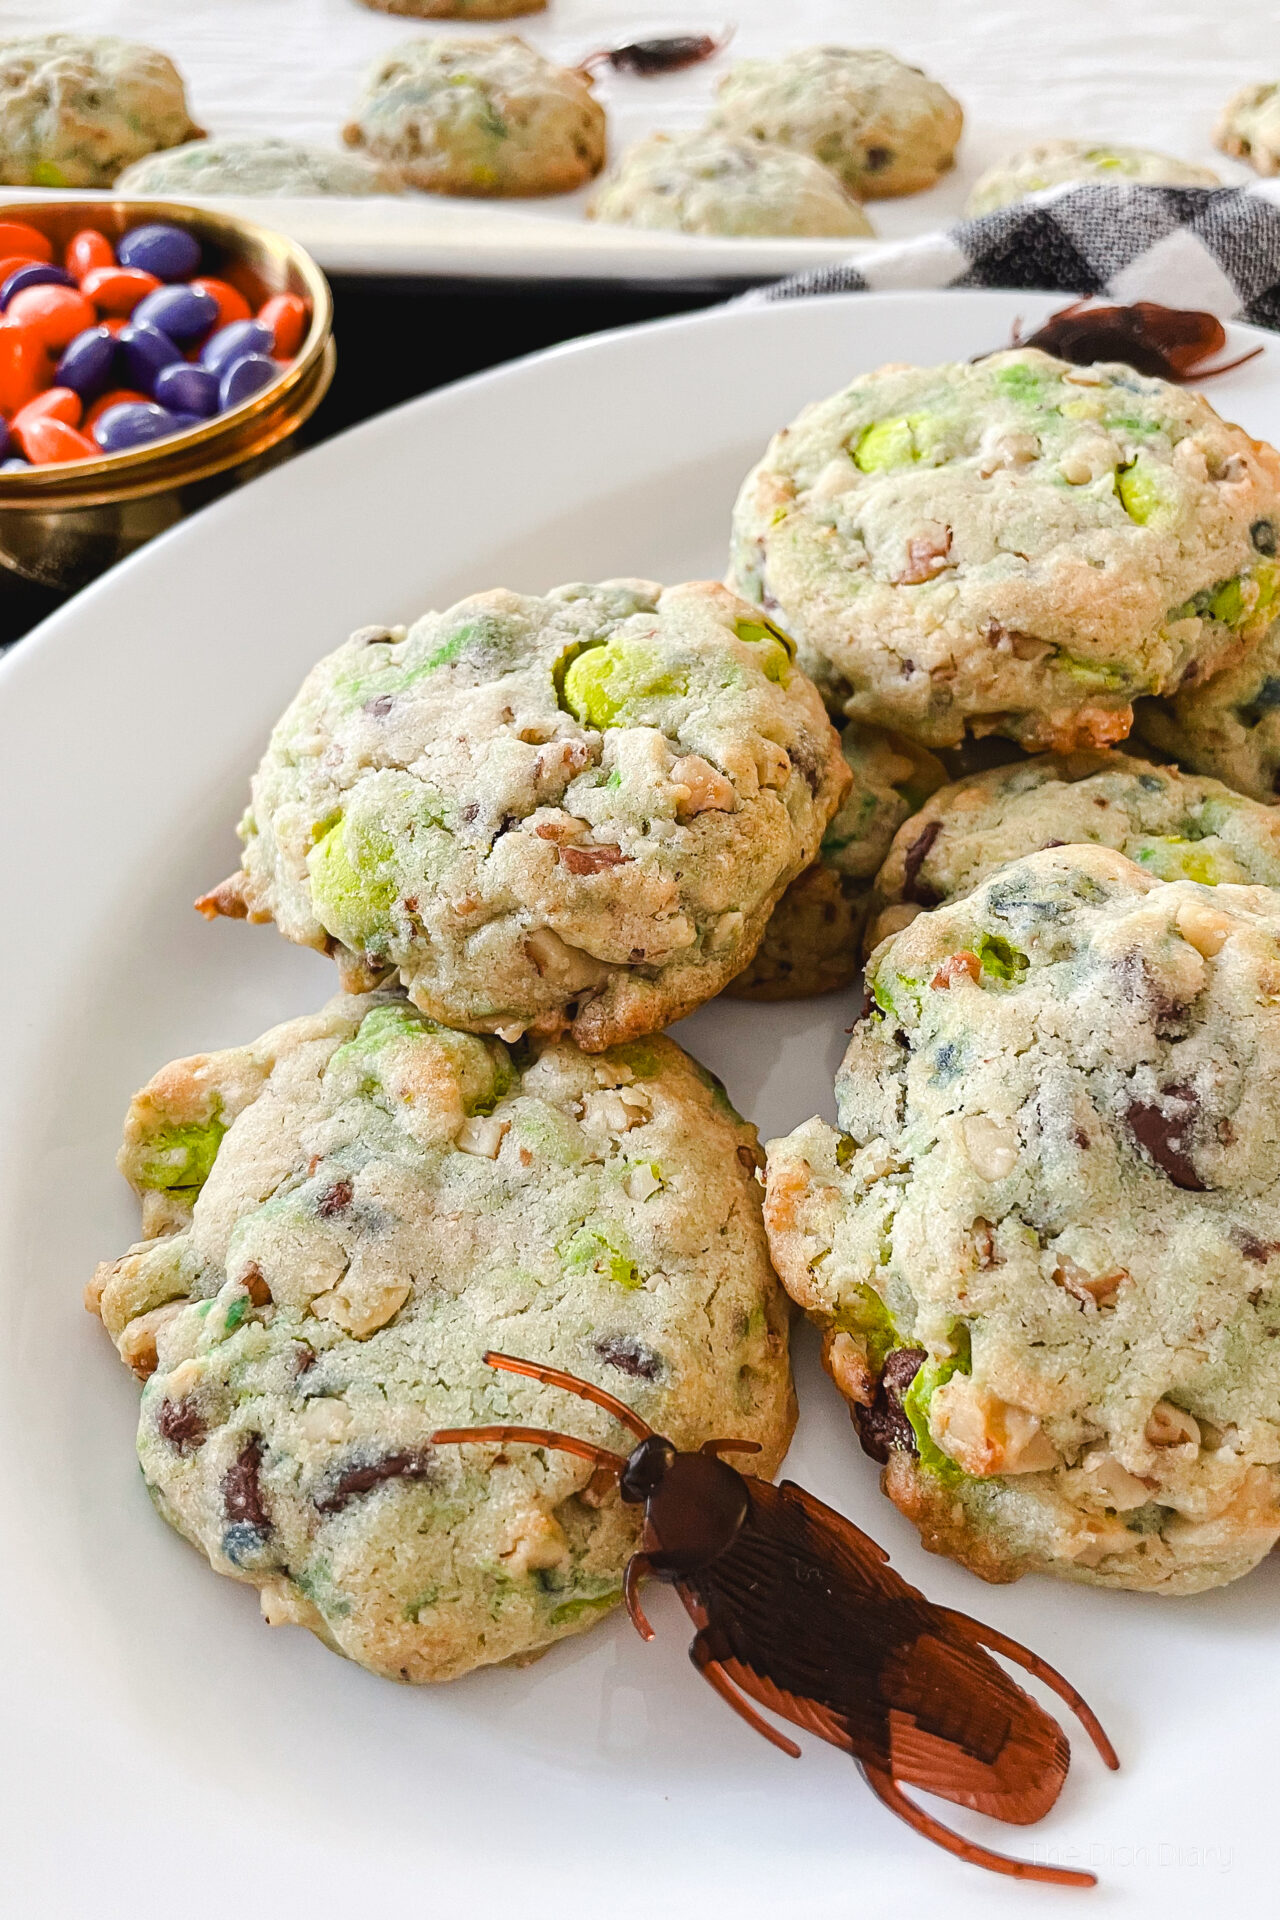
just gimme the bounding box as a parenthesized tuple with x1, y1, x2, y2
(1129, 302, 1226, 372)
(677, 1477, 1069, 1823)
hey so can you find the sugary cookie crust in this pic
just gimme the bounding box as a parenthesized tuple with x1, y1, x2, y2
(730, 348, 1280, 750)
(0, 31, 201, 188)
(867, 748, 1280, 951)
(203, 579, 849, 1050)
(342, 35, 604, 196)
(588, 130, 873, 239)
(766, 845, 1280, 1593)
(88, 993, 795, 1682)
(709, 45, 962, 199)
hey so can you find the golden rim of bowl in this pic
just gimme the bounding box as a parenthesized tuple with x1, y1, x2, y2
(0, 198, 333, 504)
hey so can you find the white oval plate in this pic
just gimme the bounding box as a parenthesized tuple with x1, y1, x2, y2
(2, 291, 1276, 1919)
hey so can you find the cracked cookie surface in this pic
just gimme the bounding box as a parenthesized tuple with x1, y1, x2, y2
(729, 721, 945, 999)
(729, 348, 1280, 750)
(588, 130, 872, 238)
(87, 991, 794, 1682)
(203, 578, 848, 1050)
(868, 748, 1280, 951)
(342, 35, 604, 195)
(708, 46, 962, 199)
(0, 32, 201, 187)
(765, 845, 1280, 1593)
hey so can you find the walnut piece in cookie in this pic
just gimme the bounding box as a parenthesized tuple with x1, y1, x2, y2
(729, 349, 1280, 751)
(87, 991, 795, 1682)
(199, 579, 849, 1050)
(766, 845, 1280, 1594)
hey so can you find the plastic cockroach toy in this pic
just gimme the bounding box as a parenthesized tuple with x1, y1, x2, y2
(577, 30, 733, 78)
(1009, 299, 1263, 381)
(433, 1352, 1119, 1888)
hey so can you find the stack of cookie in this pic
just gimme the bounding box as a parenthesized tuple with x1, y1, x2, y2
(88, 577, 855, 1680)
(90, 340, 1280, 1688)
(731, 344, 1280, 1595)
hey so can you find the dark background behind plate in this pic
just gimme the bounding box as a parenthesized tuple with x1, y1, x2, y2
(0, 276, 736, 647)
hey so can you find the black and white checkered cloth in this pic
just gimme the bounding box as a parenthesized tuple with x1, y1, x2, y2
(750, 180, 1280, 326)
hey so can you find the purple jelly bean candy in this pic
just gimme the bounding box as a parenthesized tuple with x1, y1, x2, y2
(91, 401, 184, 454)
(0, 261, 75, 308)
(153, 361, 220, 418)
(218, 352, 279, 412)
(119, 321, 184, 393)
(55, 325, 118, 401)
(1, 455, 29, 471)
(201, 318, 272, 376)
(132, 282, 218, 344)
(0, 417, 11, 460)
(116, 223, 201, 283)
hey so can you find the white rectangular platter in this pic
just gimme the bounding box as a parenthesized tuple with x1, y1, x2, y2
(0, 0, 1263, 279)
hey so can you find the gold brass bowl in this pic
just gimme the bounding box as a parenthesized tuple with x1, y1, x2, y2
(0, 199, 335, 590)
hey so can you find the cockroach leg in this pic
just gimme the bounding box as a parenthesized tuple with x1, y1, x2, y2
(623, 1552, 656, 1640)
(860, 1764, 1097, 1888)
(429, 1423, 625, 1474)
(483, 1350, 654, 1439)
(691, 1637, 803, 1757)
(940, 1609, 1119, 1770)
(700, 1436, 763, 1458)
(1194, 345, 1265, 377)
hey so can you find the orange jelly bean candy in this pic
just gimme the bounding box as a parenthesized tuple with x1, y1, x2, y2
(0, 221, 53, 264)
(7, 283, 95, 350)
(19, 416, 97, 465)
(79, 265, 160, 318)
(0, 254, 41, 285)
(0, 319, 47, 414)
(13, 387, 82, 438)
(257, 292, 308, 358)
(190, 276, 251, 328)
(83, 388, 149, 432)
(67, 228, 115, 280)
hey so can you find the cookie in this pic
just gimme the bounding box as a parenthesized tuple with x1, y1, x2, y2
(116, 136, 402, 196)
(967, 140, 1220, 216)
(342, 35, 605, 196)
(87, 991, 795, 1682)
(729, 723, 945, 999)
(198, 580, 849, 1050)
(1216, 82, 1280, 177)
(729, 347, 1280, 751)
(587, 130, 873, 239)
(0, 32, 201, 188)
(867, 749, 1280, 951)
(359, 0, 545, 15)
(708, 46, 962, 199)
(1135, 614, 1280, 804)
(766, 845, 1280, 1594)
